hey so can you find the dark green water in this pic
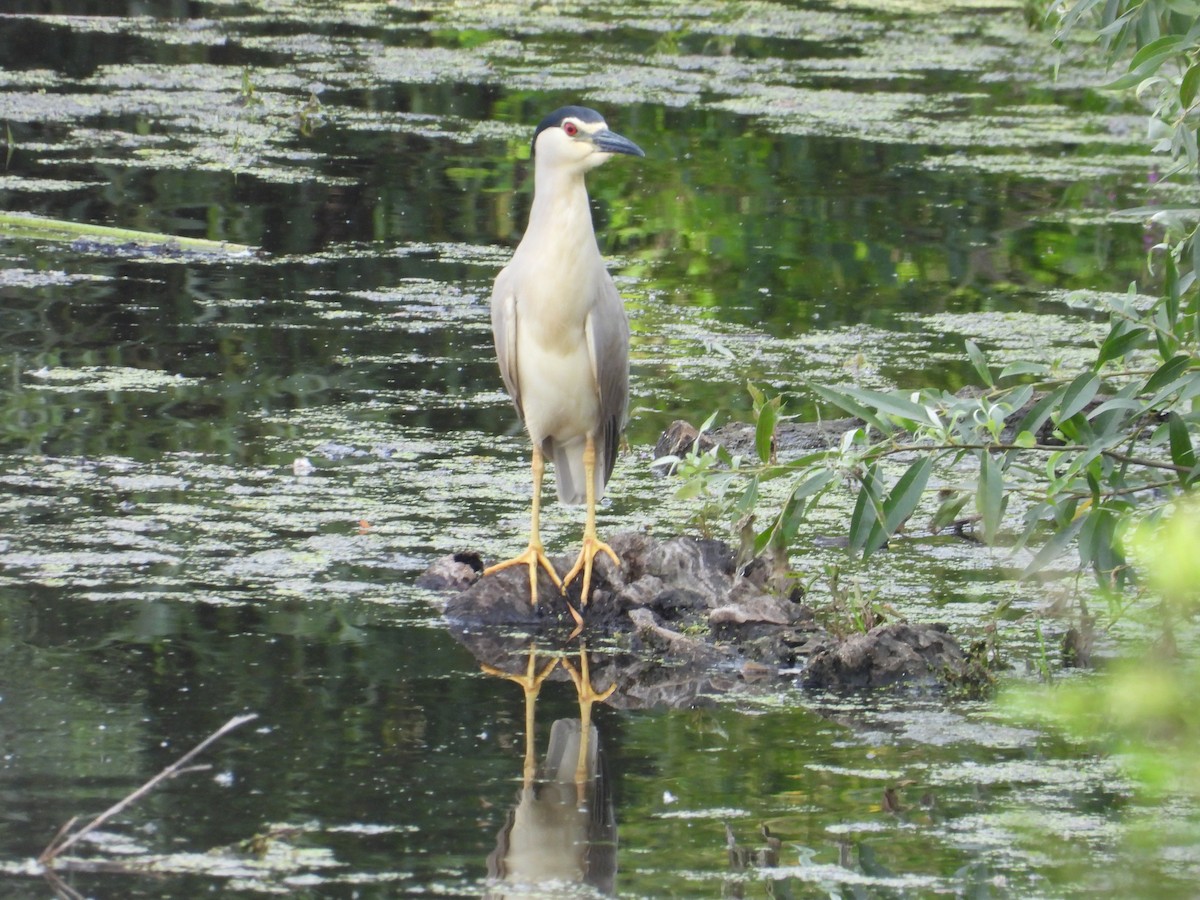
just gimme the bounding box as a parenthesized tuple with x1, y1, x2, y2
(0, 1, 1192, 897)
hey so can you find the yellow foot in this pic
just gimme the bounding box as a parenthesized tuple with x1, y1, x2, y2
(561, 652, 617, 707)
(484, 544, 563, 606)
(562, 535, 620, 607)
(480, 647, 560, 698)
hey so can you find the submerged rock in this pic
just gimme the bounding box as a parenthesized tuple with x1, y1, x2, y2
(801, 622, 966, 690)
(653, 417, 864, 467)
(416, 550, 484, 593)
(421, 532, 971, 705)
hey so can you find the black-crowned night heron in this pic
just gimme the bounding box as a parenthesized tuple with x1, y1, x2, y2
(485, 105, 644, 620)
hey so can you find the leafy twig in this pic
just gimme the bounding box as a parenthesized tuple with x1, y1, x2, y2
(870, 440, 1193, 475)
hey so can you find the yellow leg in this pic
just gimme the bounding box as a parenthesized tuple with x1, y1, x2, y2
(480, 644, 560, 785)
(561, 434, 620, 607)
(484, 447, 563, 606)
(561, 641, 616, 795)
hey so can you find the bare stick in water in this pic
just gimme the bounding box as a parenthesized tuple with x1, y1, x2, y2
(39, 713, 259, 864)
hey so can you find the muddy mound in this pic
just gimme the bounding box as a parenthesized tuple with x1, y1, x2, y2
(419, 532, 972, 703)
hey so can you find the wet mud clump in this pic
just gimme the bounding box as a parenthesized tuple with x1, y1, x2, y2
(420, 531, 970, 701)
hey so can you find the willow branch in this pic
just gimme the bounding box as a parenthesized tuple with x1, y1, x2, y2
(870, 441, 1193, 475)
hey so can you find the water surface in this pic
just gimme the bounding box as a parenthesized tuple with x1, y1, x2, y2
(1, 1, 1193, 897)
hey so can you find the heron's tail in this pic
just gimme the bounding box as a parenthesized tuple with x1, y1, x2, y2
(550, 437, 605, 505)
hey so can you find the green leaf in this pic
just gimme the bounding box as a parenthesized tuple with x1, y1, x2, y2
(848, 464, 884, 554)
(651, 453, 681, 470)
(1096, 322, 1149, 366)
(790, 468, 837, 504)
(1100, 35, 1188, 90)
(1013, 500, 1052, 554)
(1092, 5, 1135, 39)
(754, 520, 776, 557)
(1051, 428, 1116, 483)
(1004, 383, 1035, 415)
(1101, 69, 1154, 91)
(852, 458, 935, 558)
(1022, 516, 1085, 579)
(759, 449, 837, 483)
(872, 456, 934, 553)
(1056, 0, 1104, 34)
(758, 464, 794, 483)
(1088, 386, 1141, 437)
(1057, 373, 1100, 423)
(1087, 381, 1140, 416)
(754, 395, 780, 464)
(777, 479, 822, 547)
(810, 384, 892, 434)
(1076, 506, 1099, 572)
(1146, 372, 1200, 411)
(1164, 254, 1181, 330)
(1127, 34, 1187, 74)
(931, 491, 971, 532)
(977, 450, 1005, 544)
(1156, 309, 1178, 362)
(1015, 384, 1066, 437)
(1167, 412, 1197, 475)
(1078, 503, 1126, 583)
(731, 476, 759, 516)
(756, 470, 834, 557)
(998, 360, 1050, 381)
(1144, 354, 1194, 395)
(1182, 63, 1200, 108)
(965, 340, 994, 387)
(836, 385, 931, 425)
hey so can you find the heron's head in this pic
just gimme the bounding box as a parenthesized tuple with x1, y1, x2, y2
(531, 106, 644, 174)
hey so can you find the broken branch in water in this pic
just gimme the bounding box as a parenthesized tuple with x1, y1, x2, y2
(0, 211, 256, 254)
(38, 713, 259, 865)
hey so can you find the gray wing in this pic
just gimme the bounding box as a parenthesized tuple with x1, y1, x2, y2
(490, 264, 523, 422)
(585, 268, 630, 485)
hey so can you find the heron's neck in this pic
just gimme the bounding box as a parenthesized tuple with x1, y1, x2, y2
(523, 166, 599, 257)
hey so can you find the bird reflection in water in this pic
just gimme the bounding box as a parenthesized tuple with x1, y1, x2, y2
(482, 641, 618, 897)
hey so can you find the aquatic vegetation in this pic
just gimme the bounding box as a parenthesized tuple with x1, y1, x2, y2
(24, 366, 204, 392)
(0, 267, 109, 287)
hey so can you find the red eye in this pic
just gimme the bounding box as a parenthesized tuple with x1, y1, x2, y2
(562, 121, 578, 137)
